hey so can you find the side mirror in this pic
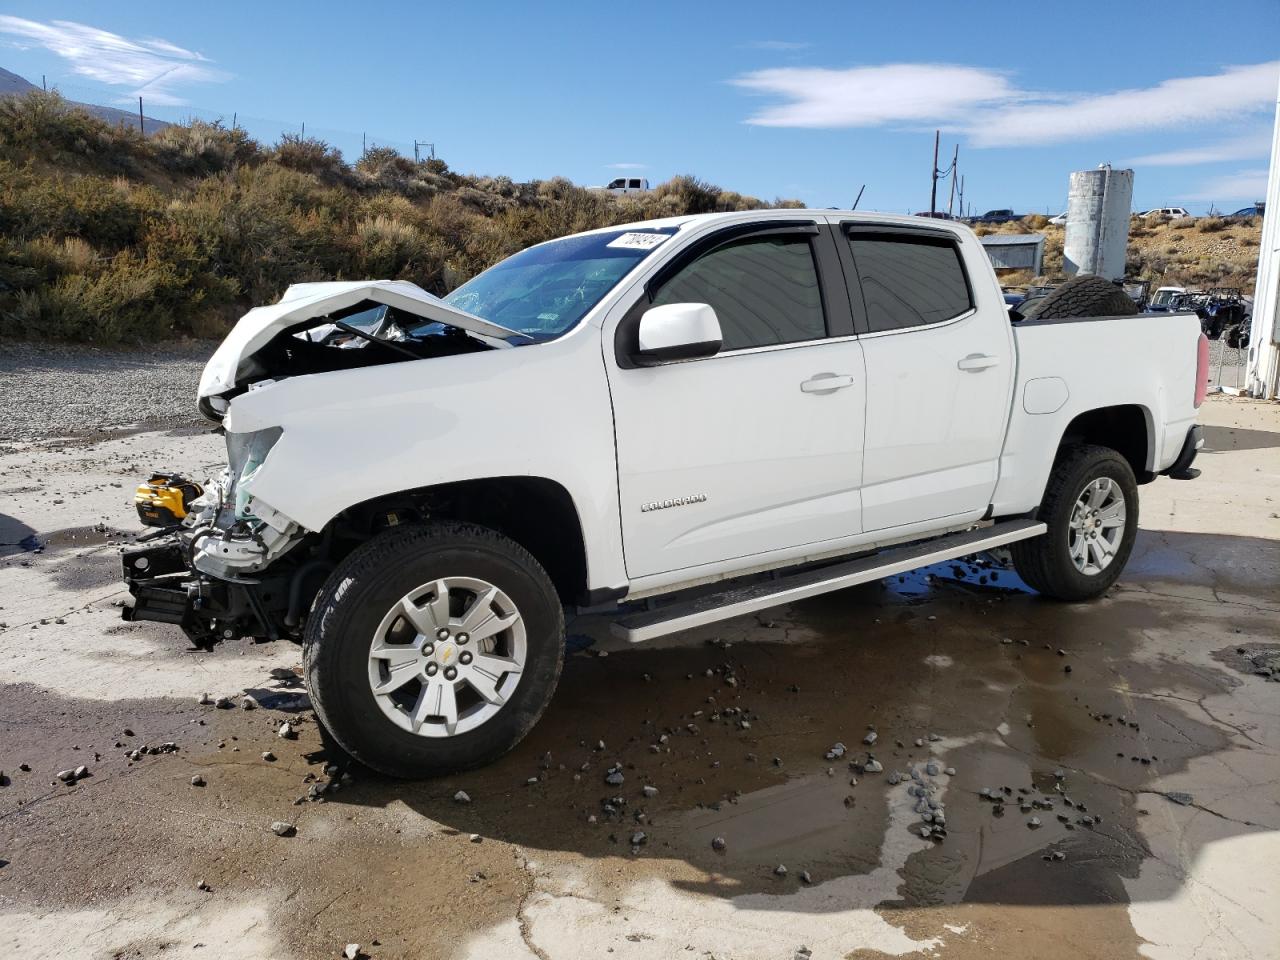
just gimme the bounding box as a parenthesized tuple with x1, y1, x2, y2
(634, 302, 722, 365)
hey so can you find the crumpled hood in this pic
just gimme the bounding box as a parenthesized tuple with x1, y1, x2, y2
(198, 280, 519, 398)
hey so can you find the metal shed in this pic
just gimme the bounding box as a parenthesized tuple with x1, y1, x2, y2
(979, 233, 1045, 276)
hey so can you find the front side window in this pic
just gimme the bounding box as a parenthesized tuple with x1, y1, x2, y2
(444, 228, 676, 341)
(650, 235, 826, 352)
(847, 235, 972, 332)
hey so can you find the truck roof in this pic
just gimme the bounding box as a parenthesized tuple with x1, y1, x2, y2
(559, 208, 971, 243)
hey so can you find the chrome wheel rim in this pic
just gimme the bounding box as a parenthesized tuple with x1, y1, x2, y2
(367, 576, 526, 737)
(1068, 477, 1126, 576)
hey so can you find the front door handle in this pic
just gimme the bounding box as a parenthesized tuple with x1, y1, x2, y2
(957, 353, 1000, 372)
(801, 373, 856, 394)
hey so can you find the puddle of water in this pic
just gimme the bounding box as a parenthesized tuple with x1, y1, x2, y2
(674, 772, 886, 876)
(883, 555, 1034, 599)
(38, 524, 125, 551)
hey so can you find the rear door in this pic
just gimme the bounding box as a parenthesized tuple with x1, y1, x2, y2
(838, 224, 1015, 532)
(605, 221, 867, 579)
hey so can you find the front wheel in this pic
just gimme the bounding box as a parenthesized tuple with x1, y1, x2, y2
(1011, 445, 1139, 601)
(305, 522, 565, 778)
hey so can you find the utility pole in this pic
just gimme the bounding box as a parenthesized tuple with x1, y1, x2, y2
(301, 122, 305, 138)
(947, 144, 959, 218)
(232, 112, 237, 129)
(138, 96, 144, 136)
(929, 130, 940, 215)
(41, 74, 46, 91)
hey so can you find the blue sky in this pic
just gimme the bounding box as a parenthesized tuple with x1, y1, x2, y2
(1, 0, 1277, 214)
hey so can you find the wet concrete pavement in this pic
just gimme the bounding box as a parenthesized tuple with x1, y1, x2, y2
(1, 397, 1278, 959)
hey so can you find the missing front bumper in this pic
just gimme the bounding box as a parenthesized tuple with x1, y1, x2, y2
(121, 539, 293, 647)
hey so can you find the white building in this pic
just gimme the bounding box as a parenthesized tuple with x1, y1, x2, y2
(1246, 74, 1280, 399)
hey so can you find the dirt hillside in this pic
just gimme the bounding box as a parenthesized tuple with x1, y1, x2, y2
(976, 214, 1262, 292)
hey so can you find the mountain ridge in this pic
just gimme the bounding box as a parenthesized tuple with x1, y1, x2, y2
(0, 66, 169, 134)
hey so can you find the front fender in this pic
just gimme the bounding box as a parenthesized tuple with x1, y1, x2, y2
(222, 339, 626, 590)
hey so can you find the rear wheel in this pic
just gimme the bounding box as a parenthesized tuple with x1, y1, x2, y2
(305, 522, 564, 778)
(1011, 445, 1139, 601)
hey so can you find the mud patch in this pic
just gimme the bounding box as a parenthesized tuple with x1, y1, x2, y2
(1212, 642, 1280, 682)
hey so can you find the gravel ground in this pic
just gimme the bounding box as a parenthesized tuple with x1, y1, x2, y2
(0, 340, 215, 441)
(1207, 336, 1249, 389)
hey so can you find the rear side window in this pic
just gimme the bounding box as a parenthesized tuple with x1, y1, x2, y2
(847, 235, 972, 332)
(651, 236, 826, 351)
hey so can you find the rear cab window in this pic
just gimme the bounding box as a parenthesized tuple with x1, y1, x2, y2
(841, 230, 973, 333)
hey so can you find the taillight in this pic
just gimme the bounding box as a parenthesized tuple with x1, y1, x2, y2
(1194, 332, 1209, 408)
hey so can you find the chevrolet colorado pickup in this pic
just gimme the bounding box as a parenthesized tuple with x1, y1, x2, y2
(122, 210, 1209, 778)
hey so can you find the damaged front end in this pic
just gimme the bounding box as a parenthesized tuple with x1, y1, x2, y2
(122, 425, 318, 647)
(123, 280, 522, 647)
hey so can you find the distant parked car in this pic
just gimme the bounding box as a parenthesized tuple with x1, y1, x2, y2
(1048, 211, 1068, 225)
(1226, 203, 1265, 219)
(1142, 207, 1191, 220)
(915, 211, 958, 220)
(973, 208, 1018, 224)
(1145, 286, 1187, 313)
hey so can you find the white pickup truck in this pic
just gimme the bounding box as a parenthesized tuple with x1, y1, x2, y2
(122, 210, 1208, 777)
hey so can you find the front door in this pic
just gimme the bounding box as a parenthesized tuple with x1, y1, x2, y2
(605, 224, 867, 579)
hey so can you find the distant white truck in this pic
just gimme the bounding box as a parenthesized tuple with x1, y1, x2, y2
(123, 210, 1209, 778)
(596, 177, 650, 195)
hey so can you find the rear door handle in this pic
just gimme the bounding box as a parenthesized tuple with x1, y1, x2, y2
(800, 373, 856, 394)
(957, 353, 1000, 372)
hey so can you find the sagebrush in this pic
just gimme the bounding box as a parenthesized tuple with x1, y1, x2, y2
(0, 91, 798, 342)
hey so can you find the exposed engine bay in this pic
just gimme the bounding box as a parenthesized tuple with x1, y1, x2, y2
(124, 280, 522, 647)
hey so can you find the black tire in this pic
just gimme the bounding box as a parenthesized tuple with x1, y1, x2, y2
(1011, 445, 1139, 601)
(1020, 276, 1138, 321)
(304, 521, 564, 778)
(1225, 323, 1250, 349)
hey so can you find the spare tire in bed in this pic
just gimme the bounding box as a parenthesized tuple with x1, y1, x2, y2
(1018, 276, 1138, 321)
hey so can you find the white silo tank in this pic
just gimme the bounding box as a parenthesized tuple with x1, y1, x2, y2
(1063, 165, 1133, 280)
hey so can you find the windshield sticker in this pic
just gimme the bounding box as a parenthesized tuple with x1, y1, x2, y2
(607, 232, 670, 251)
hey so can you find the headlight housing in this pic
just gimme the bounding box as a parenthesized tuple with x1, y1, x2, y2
(224, 426, 283, 521)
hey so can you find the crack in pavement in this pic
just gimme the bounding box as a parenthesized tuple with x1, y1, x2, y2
(1139, 691, 1271, 750)
(0, 587, 129, 637)
(512, 845, 552, 960)
(1118, 583, 1280, 616)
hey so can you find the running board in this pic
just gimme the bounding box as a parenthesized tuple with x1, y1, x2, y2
(611, 519, 1046, 643)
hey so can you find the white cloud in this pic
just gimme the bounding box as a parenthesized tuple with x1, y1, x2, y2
(732, 60, 1280, 148)
(733, 63, 1018, 128)
(606, 162, 647, 170)
(970, 62, 1280, 146)
(1127, 131, 1273, 167)
(1181, 168, 1270, 203)
(0, 16, 228, 105)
